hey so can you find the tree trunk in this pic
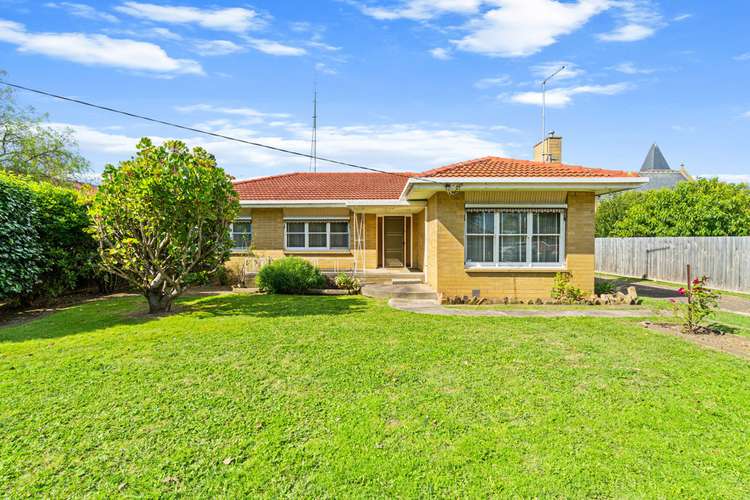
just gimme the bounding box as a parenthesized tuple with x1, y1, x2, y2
(146, 289, 173, 314)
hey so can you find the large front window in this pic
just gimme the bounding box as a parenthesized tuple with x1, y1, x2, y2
(285, 220, 349, 250)
(465, 209, 565, 267)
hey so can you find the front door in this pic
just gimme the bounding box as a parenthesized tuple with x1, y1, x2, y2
(383, 217, 405, 268)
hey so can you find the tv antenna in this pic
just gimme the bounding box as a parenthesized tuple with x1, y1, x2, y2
(309, 75, 318, 173)
(541, 65, 565, 162)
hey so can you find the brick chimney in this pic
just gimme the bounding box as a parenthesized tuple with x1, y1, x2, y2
(533, 135, 562, 163)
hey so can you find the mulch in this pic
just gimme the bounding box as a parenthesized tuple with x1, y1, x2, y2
(642, 321, 750, 361)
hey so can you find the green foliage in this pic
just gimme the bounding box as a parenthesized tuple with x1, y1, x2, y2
(595, 191, 645, 237)
(594, 280, 617, 296)
(0, 71, 89, 181)
(551, 272, 584, 304)
(90, 138, 239, 313)
(0, 171, 42, 299)
(255, 257, 326, 294)
(0, 170, 95, 302)
(673, 276, 721, 334)
(597, 179, 750, 237)
(334, 272, 362, 294)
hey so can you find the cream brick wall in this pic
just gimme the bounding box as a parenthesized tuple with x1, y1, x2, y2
(426, 190, 595, 300)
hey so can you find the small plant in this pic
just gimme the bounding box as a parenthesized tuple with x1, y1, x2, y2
(672, 276, 721, 334)
(595, 280, 617, 296)
(334, 273, 361, 294)
(255, 257, 326, 294)
(551, 272, 584, 304)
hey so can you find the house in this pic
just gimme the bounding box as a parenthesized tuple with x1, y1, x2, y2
(634, 143, 693, 191)
(228, 137, 647, 300)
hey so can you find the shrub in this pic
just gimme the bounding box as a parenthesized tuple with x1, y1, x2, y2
(672, 276, 721, 334)
(334, 273, 362, 294)
(255, 257, 326, 294)
(0, 171, 96, 303)
(594, 280, 617, 296)
(551, 272, 584, 304)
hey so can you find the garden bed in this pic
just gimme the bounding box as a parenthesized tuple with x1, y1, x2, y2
(642, 321, 750, 360)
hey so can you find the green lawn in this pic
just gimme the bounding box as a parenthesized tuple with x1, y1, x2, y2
(2, 294, 750, 497)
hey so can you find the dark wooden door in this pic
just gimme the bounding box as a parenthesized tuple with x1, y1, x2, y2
(383, 217, 405, 268)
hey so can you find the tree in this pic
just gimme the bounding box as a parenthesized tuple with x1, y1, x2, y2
(0, 71, 89, 181)
(90, 138, 239, 313)
(595, 191, 645, 237)
(597, 179, 750, 237)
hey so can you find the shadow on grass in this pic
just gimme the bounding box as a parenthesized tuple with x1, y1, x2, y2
(0, 292, 369, 343)
(180, 293, 370, 319)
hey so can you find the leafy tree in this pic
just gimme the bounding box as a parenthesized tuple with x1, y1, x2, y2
(0, 71, 89, 181)
(90, 138, 239, 313)
(595, 191, 645, 237)
(597, 179, 750, 237)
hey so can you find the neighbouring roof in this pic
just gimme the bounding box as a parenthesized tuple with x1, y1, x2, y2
(640, 143, 671, 171)
(233, 157, 639, 201)
(233, 172, 413, 200)
(419, 156, 638, 179)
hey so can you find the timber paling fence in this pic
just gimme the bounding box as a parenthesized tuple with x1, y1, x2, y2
(595, 237, 750, 293)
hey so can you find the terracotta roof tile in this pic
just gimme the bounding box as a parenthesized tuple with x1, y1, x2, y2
(419, 156, 638, 178)
(233, 172, 412, 200)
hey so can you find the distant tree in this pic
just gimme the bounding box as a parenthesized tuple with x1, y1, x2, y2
(90, 138, 239, 314)
(595, 191, 645, 237)
(598, 178, 750, 237)
(0, 71, 89, 181)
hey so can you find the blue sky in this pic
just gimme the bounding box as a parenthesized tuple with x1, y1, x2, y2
(0, 0, 748, 183)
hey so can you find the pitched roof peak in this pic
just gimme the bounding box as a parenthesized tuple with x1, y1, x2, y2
(640, 143, 672, 171)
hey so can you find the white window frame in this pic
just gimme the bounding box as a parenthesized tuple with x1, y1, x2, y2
(284, 219, 350, 251)
(464, 208, 566, 269)
(230, 217, 252, 252)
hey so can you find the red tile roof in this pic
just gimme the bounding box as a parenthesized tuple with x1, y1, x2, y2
(233, 172, 412, 200)
(233, 157, 637, 201)
(420, 156, 638, 178)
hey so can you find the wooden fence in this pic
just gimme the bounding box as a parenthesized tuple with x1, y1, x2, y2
(595, 237, 750, 293)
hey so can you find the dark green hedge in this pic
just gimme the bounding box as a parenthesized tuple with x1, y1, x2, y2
(0, 171, 97, 303)
(255, 257, 326, 294)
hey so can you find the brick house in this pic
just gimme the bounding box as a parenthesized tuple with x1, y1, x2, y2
(228, 137, 646, 300)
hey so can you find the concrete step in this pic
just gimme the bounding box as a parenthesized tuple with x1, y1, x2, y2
(391, 278, 423, 285)
(362, 283, 438, 301)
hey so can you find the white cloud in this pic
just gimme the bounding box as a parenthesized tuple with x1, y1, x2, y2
(597, 0, 662, 42)
(429, 47, 451, 60)
(474, 74, 511, 89)
(53, 119, 509, 176)
(246, 38, 306, 56)
(610, 61, 654, 74)
(193, 40, 244, 56)
(715, 174, 750, 185)
(673, 13, 692, 22)
(509, 82, 632, 107)
(531, 61, 583, 80)
(359, 0, 482, 21)
(453, 0, 610, 57)
(743, 111, 750, 119)
(0, 19, 203, 75)
(734, 53, 750, 61)
(45, 2, 119, 23)
(175, 103, 290, 120)
(315, 62, 337, 75)
(115, 2, 261, 33)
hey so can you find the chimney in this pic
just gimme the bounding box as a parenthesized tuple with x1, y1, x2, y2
(533, 135, 562, 163)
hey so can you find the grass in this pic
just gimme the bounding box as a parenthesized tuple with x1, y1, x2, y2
(2, 293, 750, 497)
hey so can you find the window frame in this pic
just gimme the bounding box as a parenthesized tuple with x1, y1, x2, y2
(464, 208, 566, 269)
(284, 218, 350, 251)
(229, 217, 252, 252)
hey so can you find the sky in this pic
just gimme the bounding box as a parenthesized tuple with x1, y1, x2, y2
(0, 0, 749, 183)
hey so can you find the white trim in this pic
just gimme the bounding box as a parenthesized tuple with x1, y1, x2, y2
(283, 216, 350, 221)
(465, 203, 568, 209)
(284, 220, 350, 252)
(411, 176, 647, 184)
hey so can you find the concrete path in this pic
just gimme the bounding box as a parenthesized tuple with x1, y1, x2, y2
(388, 299, 658, 318)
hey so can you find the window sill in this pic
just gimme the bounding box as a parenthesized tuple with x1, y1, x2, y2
(464, 266, 567, 273)
(284, 250, 352, 256)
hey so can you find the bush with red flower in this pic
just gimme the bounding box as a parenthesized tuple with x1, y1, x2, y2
(673, 276, 721, 334)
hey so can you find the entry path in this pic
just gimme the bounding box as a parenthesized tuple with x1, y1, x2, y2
(388, 299, 658, 318)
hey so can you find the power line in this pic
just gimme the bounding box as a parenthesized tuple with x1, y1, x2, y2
(0, 79, 420, 180)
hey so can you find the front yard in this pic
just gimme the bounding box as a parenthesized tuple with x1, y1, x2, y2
(2, 294, 749, 496)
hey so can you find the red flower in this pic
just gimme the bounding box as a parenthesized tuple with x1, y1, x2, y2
(678, 288, 686, 295)
(693, 278, 700, 285)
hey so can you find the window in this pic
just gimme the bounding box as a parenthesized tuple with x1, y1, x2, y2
(465, 209, 565, 268)
(230, 218, 252, 251)
(285, 220, 349, 250)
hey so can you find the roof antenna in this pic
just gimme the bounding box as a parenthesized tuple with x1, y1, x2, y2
(541, 65, 565, 162)
(309, 73, 318, 173)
